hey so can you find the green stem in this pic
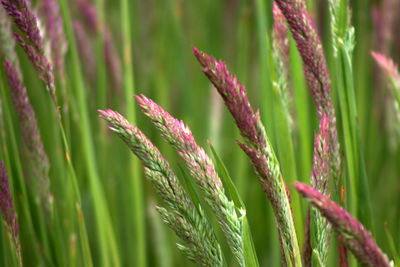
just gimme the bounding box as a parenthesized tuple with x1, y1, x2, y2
(58, 1, 120, 266)
(121, 0, 146, 266)
(0, 80, 42, 265)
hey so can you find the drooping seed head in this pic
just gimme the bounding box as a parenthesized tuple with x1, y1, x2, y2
(194, 47, 301, 266)
(295, 182, 392, 267)
(193, 47, 267, 150)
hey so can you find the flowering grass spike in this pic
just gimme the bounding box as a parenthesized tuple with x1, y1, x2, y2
(136, 94, 245, 266)
(0, 161, 21, 266)
(275, 0, 340, 185)
(3, 59, 50, 208)
(309, 113, 332, 265)
(193, 47, 301, 266)
(99, 109, 223, 266)
(295, 182, 391, 267)
(1, 0, 56, 104)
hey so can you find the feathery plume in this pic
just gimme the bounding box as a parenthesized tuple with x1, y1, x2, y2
(193, 47, 301, 266)
(99, 109, 223, 266)
(3, 58, 51, 209)
(0, 161, 21, 266)
(295, 182, 392, 267)
(1, 0, 56, 104)
(136, 95, 245, 266)
(275, 0, 340, 186)
(41, 0, 67, 79)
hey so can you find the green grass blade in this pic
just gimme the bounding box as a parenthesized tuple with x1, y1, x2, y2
(58, 1, 120, 266)
(120, 0, 146, 265)
(242, 216, 260, 267)
(208, 141, 259, 267)
(289, 38, 312, 180)
(208, 141, 244, 209)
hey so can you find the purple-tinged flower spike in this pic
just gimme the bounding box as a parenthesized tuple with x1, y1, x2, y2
(0, 161, 22, 266)
(99, 109, 223, 267)
(294, 182, 392, 267)
(3, 58, 51, 209)
(371, 51, 400, 147)
(73, 21, 96, 84)
(75, 0, 122, 95)
(41, 0, 67, 79)
(1, 0, 57, 105)
(76, 0, 99, 34)
(272, 3, 289, 68)
(311, 113, 331, 195)
(371, 52, 400, 91)
(0, 6, 20, 73)
(372, 0, 399, 55)
(274, 0, 341, 186)
(193, 47, 301, 266)
(309, 113, 331, 265)
(103, 28, 122, 95)
(272, 2, 292, 131)
(136, 94, 245, 266)
(193, 47, 266, 149)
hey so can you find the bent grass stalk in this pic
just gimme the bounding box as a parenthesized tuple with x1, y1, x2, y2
(1, 1, 93, 265)
(275, 0, 341, 187)
(136, 94, 246, 266)
(58, 0, 120, 266)
(329, 0, 373, 231)
(295, 182, 391, 267)
(193, 48, 301, 266)
(0, 161, 21, 266)
(0, 77, 42, 265)
(120, 0, 146, 264)
(309, 113, 332, 265)
(0, 1, 398, 266)
(99, 109, 223, 266)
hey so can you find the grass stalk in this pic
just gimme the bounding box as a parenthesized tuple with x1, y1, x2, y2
(330, 0, 373, 230)
(120, 0, 146, 266)
(58, 1, 120, 266)
(0, 78, 43, 265)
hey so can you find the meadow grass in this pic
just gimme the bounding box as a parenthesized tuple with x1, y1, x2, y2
(0, 0, 399, 266)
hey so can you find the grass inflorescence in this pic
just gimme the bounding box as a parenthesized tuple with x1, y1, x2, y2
(0, 0, 399, 266)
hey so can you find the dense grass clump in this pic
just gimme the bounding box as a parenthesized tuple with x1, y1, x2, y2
(0, 0, 399, 266)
